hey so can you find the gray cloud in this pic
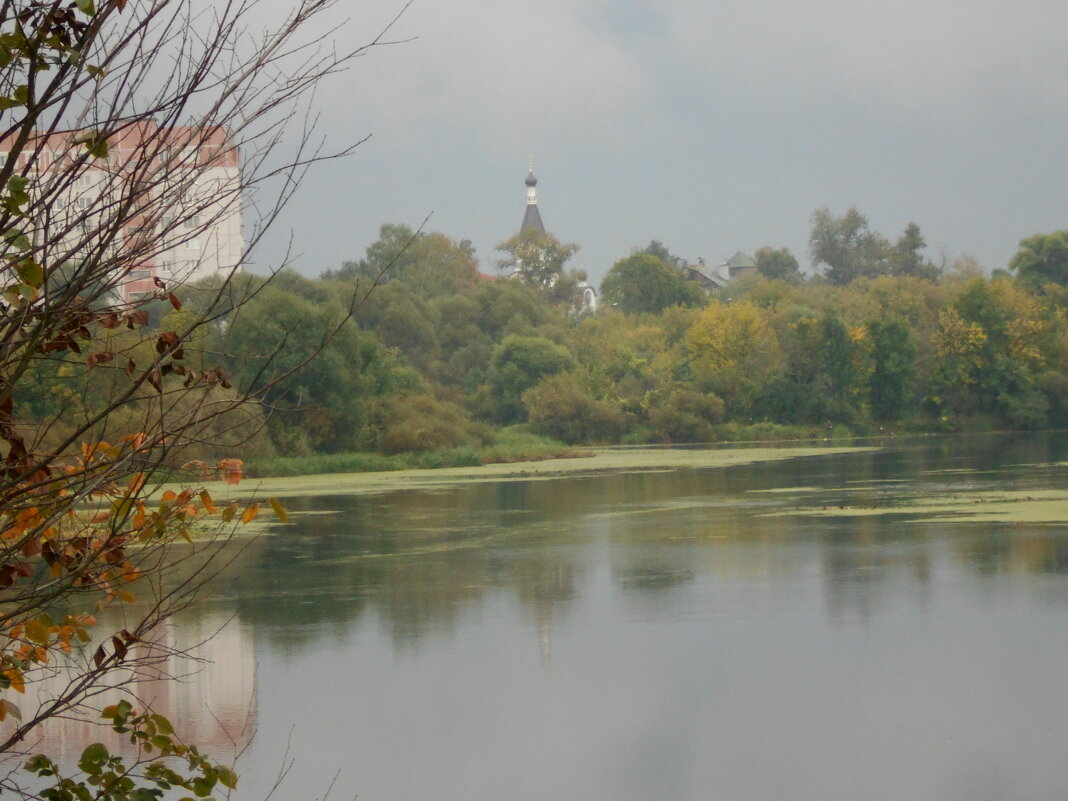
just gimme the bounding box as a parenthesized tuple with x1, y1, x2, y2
(249, 0, 1068, 282)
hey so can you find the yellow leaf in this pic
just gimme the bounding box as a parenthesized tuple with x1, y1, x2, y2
(24, 619, 49, 645)
(268, 498, 288, 522)
(116, 590, 136, 603)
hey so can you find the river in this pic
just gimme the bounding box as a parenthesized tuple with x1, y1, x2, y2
(23, 433, 1068, 799)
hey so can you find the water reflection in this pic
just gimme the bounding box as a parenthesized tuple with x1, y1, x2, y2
(15, 433, 1068, 800)
(195, 432, 1068, 653)
(0, 609, 256, 767)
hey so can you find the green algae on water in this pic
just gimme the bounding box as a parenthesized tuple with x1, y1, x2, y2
(184, 446, 873, 502)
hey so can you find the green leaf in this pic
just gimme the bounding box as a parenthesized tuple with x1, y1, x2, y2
(78, 742, 109, 774)
(215, 766, 238, 789)
(88, 138, 108, 159)
(4, 228, 30, 251)
(151, 714, 174, 735)
(75, 0, 96, 14)
(16, 260, 43, 287)
(4, 699, 22, 721)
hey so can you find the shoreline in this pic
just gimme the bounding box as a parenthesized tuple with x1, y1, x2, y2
(190, 444, 875, 502)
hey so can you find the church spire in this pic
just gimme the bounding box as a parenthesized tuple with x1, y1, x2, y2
(520, 162, 545, 235)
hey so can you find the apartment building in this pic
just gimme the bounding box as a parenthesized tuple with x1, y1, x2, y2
(2, 121, 242, 303)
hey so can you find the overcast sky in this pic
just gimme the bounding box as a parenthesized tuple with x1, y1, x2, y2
(249, 0, 1068, 285)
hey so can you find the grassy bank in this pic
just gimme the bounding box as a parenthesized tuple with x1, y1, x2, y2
(205, 444, 876, 501)
(245, 428, 583, 478)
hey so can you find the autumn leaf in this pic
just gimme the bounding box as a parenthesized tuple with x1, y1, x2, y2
(240, 503, 260, 525)
(268, 497, 288, 522)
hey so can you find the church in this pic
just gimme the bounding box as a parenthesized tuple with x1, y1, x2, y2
(516, 164, 598, 312)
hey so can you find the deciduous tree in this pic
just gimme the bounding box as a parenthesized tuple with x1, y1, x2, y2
(754, 246, 802, 283)
(495, 229, 580, 305)
(0, 0, 399, 795)
(809, 206, 890, 285)
(1009, 230, 1068, 289)
(601, 252, 704, 314)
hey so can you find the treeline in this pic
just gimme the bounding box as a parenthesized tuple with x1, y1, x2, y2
(22, 216, 1068, 471)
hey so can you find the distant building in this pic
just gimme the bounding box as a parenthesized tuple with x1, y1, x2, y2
(577, 278, 598, 312)
(724, 250, 757, 280)
(520, 165, 545, 235)
(4, 122, 242, 304)
(682, 258, 729, 290)
(682, 251, 756, 292)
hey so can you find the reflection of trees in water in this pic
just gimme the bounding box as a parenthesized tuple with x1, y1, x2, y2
(217, 485, 592, 652)
(953, 524, 1068, 575)
(206, 433, 1068, 647)
(820, 517, 933, 622)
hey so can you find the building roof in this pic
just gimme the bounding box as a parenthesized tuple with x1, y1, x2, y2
(521, 203, 545, 234)
(726, 251, 756, 269)
(683, 262, 729, 289)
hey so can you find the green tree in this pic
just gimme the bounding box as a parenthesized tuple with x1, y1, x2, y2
(601, 252, 704, 314)
(642, 239, 686, 268)
(1009, 230, 1068, 289)
(754, 246, 802, 283)
(809, 206, 891, 285)
(523, 372, 626, 444)
(888, 223, 940, 280)
(866, 317, 916, 420)
(327, 225, 480, 300)
(488, 335, 575, 424)
(773, 314, 869, 423)
(224, 282, 415, 453)
(496, 229, 580, 304)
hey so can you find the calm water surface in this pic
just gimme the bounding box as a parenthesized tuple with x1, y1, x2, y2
(56, 434, 1068, 799)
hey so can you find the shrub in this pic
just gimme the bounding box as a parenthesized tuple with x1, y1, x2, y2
(375, 394, 491, 454)
(523, 373, 627, 444)
(647, 388, 725, 443)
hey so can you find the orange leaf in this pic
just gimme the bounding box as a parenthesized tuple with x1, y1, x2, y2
(127, 472, 145, 494)
(240, 504, 260, 525)
(199, 490, 216, 514)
